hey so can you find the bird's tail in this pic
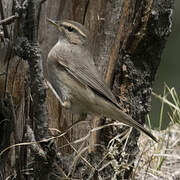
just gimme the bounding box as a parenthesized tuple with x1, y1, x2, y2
(120, 111, 157, 142)
(104, 105, 157, 142)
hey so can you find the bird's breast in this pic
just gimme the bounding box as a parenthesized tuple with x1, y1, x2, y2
(47, 59, 96, 113)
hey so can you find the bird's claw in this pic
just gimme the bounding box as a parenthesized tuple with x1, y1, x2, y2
(62, 100, 71, 109)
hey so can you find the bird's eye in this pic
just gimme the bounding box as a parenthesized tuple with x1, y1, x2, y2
(67, 26, 74, 32)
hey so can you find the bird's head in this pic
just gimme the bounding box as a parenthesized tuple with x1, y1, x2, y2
(47, 18, 90, 46)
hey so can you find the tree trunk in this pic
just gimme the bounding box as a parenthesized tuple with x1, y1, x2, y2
(0, 0, 174, 179)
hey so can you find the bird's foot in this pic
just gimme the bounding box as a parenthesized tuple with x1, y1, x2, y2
(62, 100, 71, 109)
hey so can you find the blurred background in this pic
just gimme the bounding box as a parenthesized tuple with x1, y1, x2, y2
(150, 0, 180, 129)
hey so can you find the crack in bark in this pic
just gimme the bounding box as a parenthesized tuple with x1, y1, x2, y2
(83, 0, 89, 25)
(105, 0, 131, 86)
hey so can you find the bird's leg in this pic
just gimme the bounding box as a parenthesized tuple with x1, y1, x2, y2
(62, 97, 71, 109)
(46, 80, 71, 109)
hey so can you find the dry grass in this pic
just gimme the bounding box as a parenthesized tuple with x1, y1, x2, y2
(133, 85, 180, 180)
(134, 124, 180, 180)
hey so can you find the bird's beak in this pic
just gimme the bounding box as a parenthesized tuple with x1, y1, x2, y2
(47, 18, 62, 31)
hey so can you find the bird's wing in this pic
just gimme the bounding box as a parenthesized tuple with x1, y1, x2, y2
(51, 48, 120, 108)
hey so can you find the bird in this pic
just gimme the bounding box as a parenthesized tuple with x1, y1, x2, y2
(46, 18, 157, 142)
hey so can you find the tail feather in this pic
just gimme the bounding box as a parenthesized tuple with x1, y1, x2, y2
(111, 108, 157, 142)
(125, 116, 158, 142)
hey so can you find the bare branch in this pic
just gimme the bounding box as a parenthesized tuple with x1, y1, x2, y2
(0, 15, 18, 25)
(26, 125, 47, 160)
(0, 0, 9, 38)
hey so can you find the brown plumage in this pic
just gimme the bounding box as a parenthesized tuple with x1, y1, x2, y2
(46, 19, 157, 142)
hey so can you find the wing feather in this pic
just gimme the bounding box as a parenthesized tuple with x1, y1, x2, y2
(50, 47, 120, 108)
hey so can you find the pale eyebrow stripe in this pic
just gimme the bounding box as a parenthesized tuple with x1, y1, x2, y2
(61, 22, 87, 38)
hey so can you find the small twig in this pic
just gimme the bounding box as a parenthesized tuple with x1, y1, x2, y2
(22, 0, 28, 8)
(0, 121, 124, 162)
(50, 128, 94, 176)
(0, 118, 9, 125)
(144, 155, 154, 180)
(51, 164, 68, 179)
(0, 15, 18, 25)
(131, 141, 150, 180)
(0, 72, 7, 76)
(26, 125, 47, 160)
(0, 0, 9, 38)
(0, 119, 88, 158)
(97, 152, 110, 172)
(152, 92, 180, 113)
(122, 127, 132, 152)
(69, 141, 87, 177)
